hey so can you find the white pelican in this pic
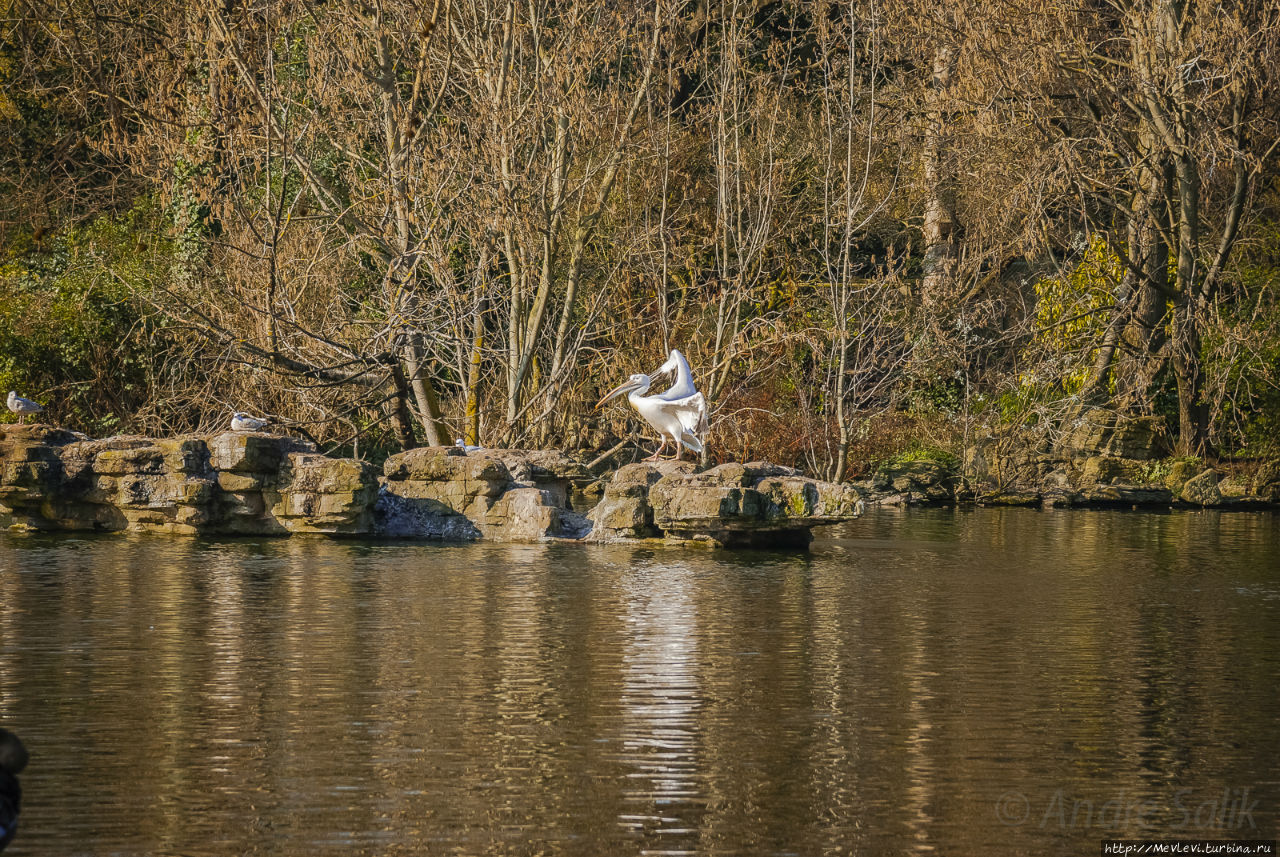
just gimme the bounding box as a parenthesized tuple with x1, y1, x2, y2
(454, 438, 483, 453)
(230, 411, 269, 432)
(650, 348, 708, 442)
(597, 373, 706, 461)
(7, 391, 43, 425)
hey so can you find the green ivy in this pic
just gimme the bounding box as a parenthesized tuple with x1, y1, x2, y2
(1030, 234, 1122, 394)
(0, 199, 180, 434)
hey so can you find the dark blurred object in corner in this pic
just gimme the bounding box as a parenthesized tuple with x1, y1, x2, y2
(0, 728, 27, 853)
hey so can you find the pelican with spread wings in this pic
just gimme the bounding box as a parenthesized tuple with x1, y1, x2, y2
(597, 349, 708, 460)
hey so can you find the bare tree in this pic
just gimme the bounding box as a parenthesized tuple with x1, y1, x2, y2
(1044, 0, 1280, 453)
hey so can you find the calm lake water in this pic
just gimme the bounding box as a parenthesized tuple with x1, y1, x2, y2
(1, 508, 1278, 856)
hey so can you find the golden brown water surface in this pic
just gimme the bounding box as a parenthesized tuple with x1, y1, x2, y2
(1, 508, 1278, 855)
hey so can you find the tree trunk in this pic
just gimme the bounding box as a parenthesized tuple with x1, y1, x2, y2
(1172, 306, 1208, 456)
(921, 46, 957, 304)
(832, 327, 850, 483)
(375, 21, 451, 450)
(1116, 152, 1174, 410)
(403, 339, 449, 447)
(465, 298, 486, 446)
(389, 364, 419, 451)
(1172, 154, 1207, 455)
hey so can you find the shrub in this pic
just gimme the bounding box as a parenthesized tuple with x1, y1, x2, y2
(0, 200, 184, 435)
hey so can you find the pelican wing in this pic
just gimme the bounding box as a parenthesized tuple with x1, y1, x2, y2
(678, 431, 704, 453)
(652, 349, 697, 401)
(665, 391, 707, 438)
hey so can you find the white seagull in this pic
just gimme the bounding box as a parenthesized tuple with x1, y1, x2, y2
(230, 411, 269, 432)
(454, 438, 483, 453)
(597, 372, 706, 461)
(7, 391, 44, 425)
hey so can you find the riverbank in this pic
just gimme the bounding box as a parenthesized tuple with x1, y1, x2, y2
(852, 407, 1280, 510)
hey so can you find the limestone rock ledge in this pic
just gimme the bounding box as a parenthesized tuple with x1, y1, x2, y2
(0, 425, 376, 535)
(589, 461, 865, 548)
(2, 425, 861, 547)
(374, 446, 594, 542)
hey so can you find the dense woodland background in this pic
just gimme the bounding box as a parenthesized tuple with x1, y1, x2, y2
(2, 0, 1278, 477)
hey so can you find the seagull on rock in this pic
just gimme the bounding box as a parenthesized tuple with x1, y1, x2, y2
(7, 391, 44, 425)
(231, 412, 269, 432)
(454, 438, 483, 453)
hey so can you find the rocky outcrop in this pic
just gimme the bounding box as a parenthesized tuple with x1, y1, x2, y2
(375, 446, 593, 541)
(271, 453, 380, 534)
(1057, 407, 1168, 460)
(0, 425, 376, 535)
(844, 409, 1280, 510)
(588, 461, 696, 540)
(590, 460, 864, 548)
(852, 456, 960, 506)
(2, 425, 861, 546)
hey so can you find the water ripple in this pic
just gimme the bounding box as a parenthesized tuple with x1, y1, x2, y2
(0, 510, 1277, 854)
